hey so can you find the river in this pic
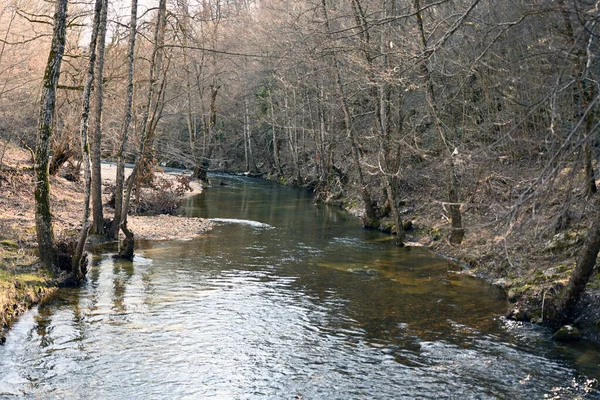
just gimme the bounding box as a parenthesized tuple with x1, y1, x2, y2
(1, 173, 600, 398)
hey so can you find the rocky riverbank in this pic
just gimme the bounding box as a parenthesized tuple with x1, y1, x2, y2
(0, 145, 212, 343)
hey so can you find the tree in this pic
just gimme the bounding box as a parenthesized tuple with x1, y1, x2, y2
(320, 0, 379, 230)
(555, 196, 600, 323)
(116, 0, 168, 259)
(110, 0, 138, 241)
(90, 0, 109, 235)
(34, 0, 68, 269)
(412, 0, 480, 245)
(71, 0, 106, 281)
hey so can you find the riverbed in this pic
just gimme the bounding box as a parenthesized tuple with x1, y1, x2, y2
(1, 173, 599, 398)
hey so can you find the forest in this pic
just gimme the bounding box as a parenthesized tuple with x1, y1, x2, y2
(1, 0, 600, 335)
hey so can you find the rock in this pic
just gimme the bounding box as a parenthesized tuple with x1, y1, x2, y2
(507, 307, 529, 322)
(553, 325, 581, 341)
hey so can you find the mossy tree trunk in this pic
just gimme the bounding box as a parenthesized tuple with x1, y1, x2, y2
(351, 0, 403, 237)
(34, 0, 68, 269)
(193, 81, 219, 184)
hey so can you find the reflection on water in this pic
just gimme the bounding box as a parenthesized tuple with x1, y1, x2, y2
(1, 173, 599, 398)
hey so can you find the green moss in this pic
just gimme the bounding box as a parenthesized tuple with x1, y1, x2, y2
(343, 200, 360, 210)
(381, 222, 395, 234)
(0, 240, 18, 249)
(553, 325, 581, 341)
(508, 283, 535, 302)
(430, 227, 442, 241)
(556, 264, 571, 272)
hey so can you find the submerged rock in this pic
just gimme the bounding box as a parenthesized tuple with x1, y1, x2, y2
(553, 325, 581, 341)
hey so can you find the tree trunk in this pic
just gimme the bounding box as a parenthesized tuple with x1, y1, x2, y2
(110, 0, 138, 240)
(321, 0, 378, 229)
(317, 85, 328, 182)
(447, 158, 465, 244)
(72, 0, 104, 281)
(377, 0, 404, 242)
(291, 88, 302, 184)
(268, 89, 282, 176)
(119, 0, 167, 258)
(556, 196, 600, 322)
(584, 141, 597, 197)
(414, 0, 465, 244)
(243, 95, 257, 173)
(244, 95, 250, 172)
(193, 82, 219, 184)
(90, 0, 108, 235)
(34, 0, 68, 269)
(557, 0, 598, 198)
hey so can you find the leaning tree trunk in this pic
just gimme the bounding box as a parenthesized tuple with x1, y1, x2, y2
(72, 0, 104, 281)
(90, 0, 108, 235)
(555, 196, 600, 322)
(110, 0, 137, 240)
(34, 0, 68, 269)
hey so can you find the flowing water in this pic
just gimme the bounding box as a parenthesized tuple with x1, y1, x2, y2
(1, 173, 600, 399)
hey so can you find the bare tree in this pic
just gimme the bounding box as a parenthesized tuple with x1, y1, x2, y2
(118, 0, 168, 259)
(71, 0, 106, 281)
(320, 0, 378, 229)
(34, 0, 68, 269)
(110, 0, 138, 240)
(90, 0, 109, 235)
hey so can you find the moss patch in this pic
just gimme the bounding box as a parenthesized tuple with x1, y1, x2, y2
(0, 243, 57, 344)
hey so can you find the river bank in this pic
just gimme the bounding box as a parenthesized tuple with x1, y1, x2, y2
(0, 145, 212, 343)
(298, 167, 600, 342)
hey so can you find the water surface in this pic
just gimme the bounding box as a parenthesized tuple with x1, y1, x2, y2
(1, 173, 599, 398)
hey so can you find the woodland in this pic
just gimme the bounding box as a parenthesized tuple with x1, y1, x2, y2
(0, 0, 600, 333)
